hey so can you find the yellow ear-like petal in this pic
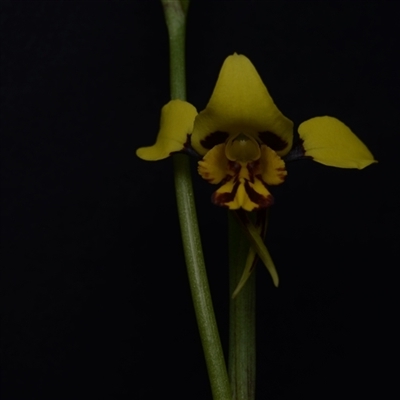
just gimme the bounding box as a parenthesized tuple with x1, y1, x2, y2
(136, 100, 198, 161)
(298, 116, 377, 169)
(191, 54, 293, 156)
(198, 143, 232, 184)
(258, 145, 287, 186)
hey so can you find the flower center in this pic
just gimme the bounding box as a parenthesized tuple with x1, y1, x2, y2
(225, 133, 260, 162)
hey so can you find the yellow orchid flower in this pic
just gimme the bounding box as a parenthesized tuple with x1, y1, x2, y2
(137, 53, 376, 212)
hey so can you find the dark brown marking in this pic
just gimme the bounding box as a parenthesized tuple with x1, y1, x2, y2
(283, 138, 312, 162)
(171, 134, 199, 157)
(183, 134, 202, 158)
(228, 161, 241, 174)
(258, 131, 287, 151)
(200, 131, 229, 150)
(246, 161, 260, 183)
(212, 181, 240, 207)
(244, 180, 274, 208)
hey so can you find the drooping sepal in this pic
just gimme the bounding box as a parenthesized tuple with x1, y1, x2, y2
(231, 209, 270, 297)
(233, 210, 279, 287)
(231, 245, 257, 298)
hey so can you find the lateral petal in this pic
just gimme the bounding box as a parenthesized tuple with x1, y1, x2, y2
(136, 100, 198, 161)
(298, 116, 377, 169)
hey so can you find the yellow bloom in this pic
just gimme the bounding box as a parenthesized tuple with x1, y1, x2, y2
(137, 53, 376, 211)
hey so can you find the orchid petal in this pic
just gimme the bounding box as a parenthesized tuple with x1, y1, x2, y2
(298, 116, 377, 169)
(212, 177, 273, 212)
(198, 144, 232, 184)
(136, 100, 197, 161)
(258, 145, 287, 186)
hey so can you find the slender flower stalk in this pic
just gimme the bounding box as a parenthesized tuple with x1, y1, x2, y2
(160, 1, 231, 399)
(229, 212, 256, 400)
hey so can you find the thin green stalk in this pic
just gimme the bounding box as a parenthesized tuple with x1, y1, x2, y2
(228, 212, 256, 400)
(160, 1, 231, 399)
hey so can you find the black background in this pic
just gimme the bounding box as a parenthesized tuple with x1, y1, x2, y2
(2, 1, 398, 399)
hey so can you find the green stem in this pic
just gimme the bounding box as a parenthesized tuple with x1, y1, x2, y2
(228, 212, 256, 400)
(161, 0, 188, 100)
(160, 2, 231, 399)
